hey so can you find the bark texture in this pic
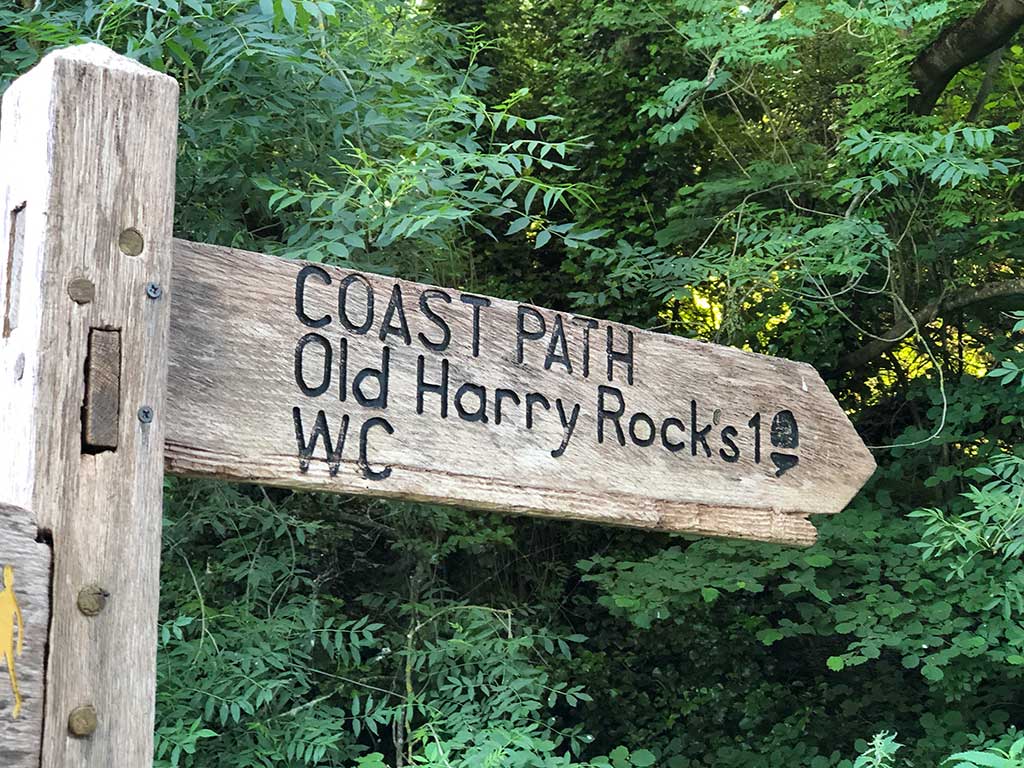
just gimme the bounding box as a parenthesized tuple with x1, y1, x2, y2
(910, 0, 1024, 115)
(839, 279, 1024, 371)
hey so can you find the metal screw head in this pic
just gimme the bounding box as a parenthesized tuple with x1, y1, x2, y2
(118, 228, 145, 257)
(67, 278, 95, 305)
(145, 282, 162, 300)
(137, 406, 154, 424)
(68, 705, 98, 737)
(77, 585, 109, 617)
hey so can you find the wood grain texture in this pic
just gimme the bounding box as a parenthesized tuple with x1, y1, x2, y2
(0, 504, 50, 768)
(166, 240, 876, 546)
(83, 329, 121, 451)
(0, 44, 177, 766)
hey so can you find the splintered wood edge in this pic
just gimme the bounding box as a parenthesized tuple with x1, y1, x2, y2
(47, 43, 179, 80)
(165, 445, 822, 546)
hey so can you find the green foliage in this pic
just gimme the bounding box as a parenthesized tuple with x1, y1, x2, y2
(157, 483, 632, 767)
(853, 733, 902, 768)
(0, 0, 594, 284)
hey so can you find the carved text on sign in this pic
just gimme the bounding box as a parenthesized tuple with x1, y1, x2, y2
(166, 240, 876, 544)
(291, 265, 800, 481)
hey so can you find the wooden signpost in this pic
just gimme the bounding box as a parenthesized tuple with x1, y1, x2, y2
(0, 45, 875, 766)
(166, 240, 874, 545)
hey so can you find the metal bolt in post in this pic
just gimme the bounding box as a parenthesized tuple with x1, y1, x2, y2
(67, 278, 95, 304)
(68, 705, 98, 738)
(77, 585, 109, 617)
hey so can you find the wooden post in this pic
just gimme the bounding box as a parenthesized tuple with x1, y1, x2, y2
(0, 45, 178, 766)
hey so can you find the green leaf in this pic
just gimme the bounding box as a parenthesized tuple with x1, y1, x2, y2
(280, 0, 297, 26)
(901, 654, 920, 669)
(610, 746, 631, 768)
(631, 749, 656, 767)
(944, 751, 1012, 767)
(756, 628, 784, 645)
(922, 665, 944, 681)
(506, 216, 530, 235)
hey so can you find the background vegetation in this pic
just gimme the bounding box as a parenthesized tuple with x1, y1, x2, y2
(3, 0, 1024, 765)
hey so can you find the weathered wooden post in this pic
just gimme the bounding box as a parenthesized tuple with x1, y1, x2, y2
(0, 45, 177, 765)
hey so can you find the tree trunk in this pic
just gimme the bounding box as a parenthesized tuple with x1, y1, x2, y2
(909, 0, 1024, 115)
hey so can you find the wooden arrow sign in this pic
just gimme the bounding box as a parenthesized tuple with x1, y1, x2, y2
(165, 240, 875, 545)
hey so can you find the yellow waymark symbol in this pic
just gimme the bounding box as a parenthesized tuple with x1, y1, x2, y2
(0, 564, 23, 719)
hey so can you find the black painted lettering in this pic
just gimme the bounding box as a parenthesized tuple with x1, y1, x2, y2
(294, 333, 331, 397)
(661, 417, 686, 453)
(359, 417, 394, 480)
(571, 317, 599, 378)
(379, 284, 412, 345)
(416, 355, 449, 417)
(771, 452, 799, 476)
(606, 326, 634, 385)
(495, 388, 520, 425)
(338, 273, 374, 334)
(748, 413, 762, 464)
(629, 412, 656, 447)
(552, 399, 581, 458)
(526, 392, 550, 429)
(418, 289, 452, 352)
(690, 401, 712, 457)
(338, 337, 348, 402)
(455, 382, 489, 423)
(771, 410, 799, 449)
(353, 346, 390, 409)
(597, 385, 626, 446)
(517, 306, 546, 364)
(460, 294, 491, 357)
(770, 410, 799, 476)
(293, 407, 349, 476)
(543, 314, 574, 374)
(720, 425, 740, 463)
(295, 264, 331, 328)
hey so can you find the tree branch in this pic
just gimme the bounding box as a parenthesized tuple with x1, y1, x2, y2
(673, 1, 788, 117)
(838, 279, 1024, 371)
(909, 0, 1024, 115)
(967, 45, 1006, 120)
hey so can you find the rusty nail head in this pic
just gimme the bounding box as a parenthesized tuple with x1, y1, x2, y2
(146, 282, 162, 299)
(67, 278, 95, 305)
(118, 228, 144, 257)
(68, 705, 98, 737)
(77, 585, 109, 617)
(138, 405, 154, 424)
